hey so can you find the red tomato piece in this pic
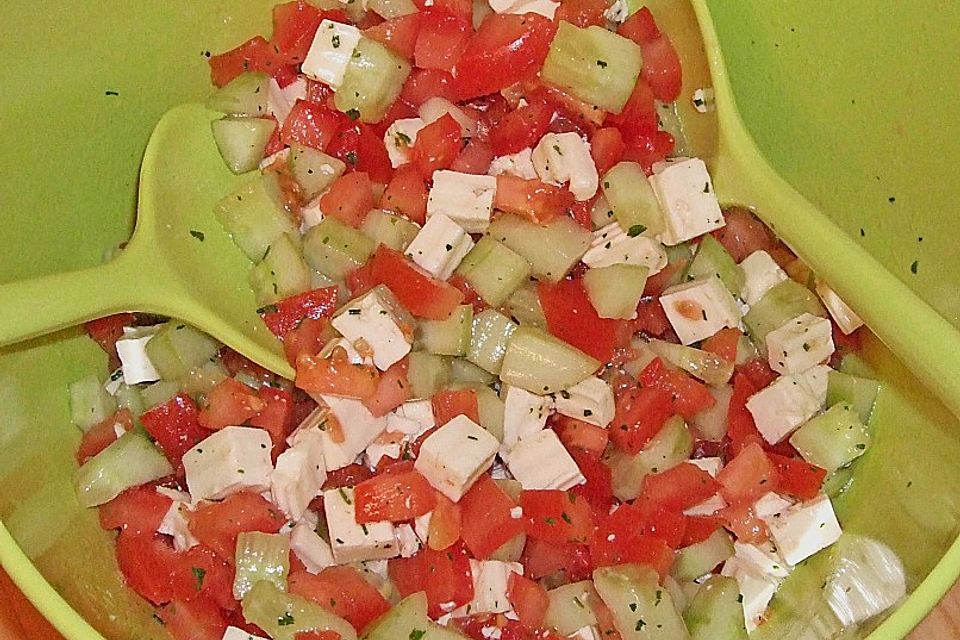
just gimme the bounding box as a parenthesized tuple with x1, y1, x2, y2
(639, 463, 722, 512)
(622, 130, 675, 174)
(711, 207, 778, 263)
(181, 543, 238, 611)
(609, 385, 674, 455)
(209, 36, 286, 87)
(280, 100, 342, 151)
(488, 99, 554, 156)
(521, 490, 596, 545)
(736, 357, 778, 390)
(260, 287, 340, 339)
(427, 490, 463, 551)
(140, 393, 209, 469)
(639, 358, 716, 418)
(115, 532, 188, 605)
(538, 278, 623, 363)
(520, 537, 593, 582)
(681, 515, 724, 547)
(567, 449, 614, 515)
(450, 138, 494, 174)
(295, 349, 381, 401)
(249, 387, 297, 456)
(589, 127, 626, 177)
(368, 245, 465, 319)
(363, 358, 412, 417)
(719, 500, 767, 543)
(197, 378, 265, 430)
(363, 12, 422, 60)
(380, 163, 429, 225)
(588, 527, 674, 579)
(76, 408, 132, 464)
(389, 541, 474, 618)
(99, 485, 172, 535)
(726, 372, 765, 456)
(767, 452, 827, 501)
(459, 475, 525, 560)
(289, 566, 391, 633)
(640, 35, 683, 102)
(354, 469, 437, 523)
(319, 172, 375, 228)
(294, 633, 343, 640)
(327, 123, 394, 184)
(507, 573, 550, 630)
(702, 327, 741, 363)
(493, 175, 575, 225)
(282, 317, 333, 366)
(414, 8, 472, 73)
(157, 595, 229, 640)
(271, 1, 324, 63)
(454, 614, 565, 640)
(188, 492, 285, 561)
(554, 416, 609, 457)
(629, 297, 672, 336)
(606, 78, 657, 141)
(84, 313, 136, 370)
(411, 113, 462, 178)
(555, 0, 609, 27)
(617, 7, 661, 44)
(400, 69, 459, 108)
(454, 13, 555, 99)
(415, 0, 472, 21)
(322, 463, 375, 491)
(432, 388, 480, 426)
(718, 442, 781, 505)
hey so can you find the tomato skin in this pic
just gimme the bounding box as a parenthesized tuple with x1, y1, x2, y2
(507, 572, 550, 629)
(589, 127, 626, 177)
(389, 541, 474, 618)
(554, 416, 609, 457)
(84, 313, 135, 370)
(99, 485, 172, 535)
(639, 358, 716, 419)
(459, 475, 525, 560)
(411, 114, 462, 178)
(77, 408, 132, 463)
(363, 12, 422, 60)
(629, 297, 672, 336)
(209, 36, 287, 88)
(380, 163, 429, 225)
(711, 207, 778, 263)
(289, 566, 391, 633)
(260, 287, 340, 339)
(520, 537, 593, 582)
(719, 500, 767, 543)
(590, 505, 677, 578)
(401, 69, 459, 108)
(606, 78, 657, 142)
(537, 279, 624, 363)
(140, 393, 209, 470)
(567, 449, 614, 515)
(322, 463, 375, 491)
(363, 358, 412, 417)
(282, 317, 334, 366)
(767, 452, 827, 500)
(682, 515, 724, 546)
(157, 595, 230, 640)
(726, 372, 765, 456)
(521, 490, 596, 545)
(414, 8, 472, 73)
(197, 378, 265, 430)
(354, 468, 437, 523)
(493, 175, 576, 225)
(249, 387, 297, 456)
(432, 388, 480, 426)
(617, 7, 661, 44)
(271, 1, 324, 64)
(187, 492, 286, 562)
(488, 99, 553, 156)
(368, 245, 465, 319)
(702, 327, 741, 363)
(609, 384, 674, 455)
(295, 349, 381, 401)
(280, 100, 342, 151)
(555, 0, 608, 27)
(639, 463, 721, 512)
(327, 123, 394, 184)
(718, 442, 781, 505)
(319, 172, 376, 228)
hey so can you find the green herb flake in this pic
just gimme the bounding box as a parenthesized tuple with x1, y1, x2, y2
(277, 611, 295, 626)
(345, 108, 361, 121)
(627, 224, 646, 237)
(561, 511, 573, 524)
(910, 260, 919, 274)
(191, 566, 206, 591)
(189, 229, 205, 242)
(635, 618, 646, 631)
(345, 151, 358, 165)
(332, 34, 341, 48)
(410, 631, 427, 640)
(596, 59, 608, 68)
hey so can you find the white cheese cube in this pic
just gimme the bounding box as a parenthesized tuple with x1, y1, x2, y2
(300, 197, 324, 232)
(290, 520, 336, 574)
(488, 148, 538, 180)
(740, 250, 788, 306)
(505, 429, 585, 491)
(405, 213, 475, 280)
(501, 385, 553, 451)
(267, 77, 294, 124)
(531, 132, 598, 201)
(554, 377, 614, 428)
(115, 326, 161, 385)
(752, 491, 794, 520)
(468, 559, 524, 614)
(414, 415, 500, 501)
(766, 313, 835, 374)
(765, 494, 842, 566)
(281, 77, 308, 106)
(384, 117, 426, 168)
(419, 97, 476, 137)
(660, 277, 742, 345)
(387, 400, 436, 438)
(604, 0, 629, 22)
(491, 0, 559, 17)
(323, 487, 399, 563)
(414, 511, 432, 543)
(687, 456, 723, 478)
(721, 556, 779, 633)
(649, 157, 725, 246)
(745, 372, 822, 444)
(223, 626, 269, 640)
(331, 286, 413, 371)
(427, 170, 497, 233)
(582, 221, 667, 273)
(816, 279, 864, 335)
(156, 487, 198, 552)
(683, 493, 727, 517)
(733, 540, 791, 579)
(691, 87, 715, 113)
(183, 427, 273, 502)
(803, 364, 831, 406)
(271, 428, 328, 521)
(318, 395, 388, 471)
(301, 20, 362, 90)
(397, 523, 423, 558)
(364, 436, 403, 468)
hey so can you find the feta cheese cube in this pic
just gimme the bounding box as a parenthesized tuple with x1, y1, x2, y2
(405, 213, 475, 280)
(414, 511, 432, 543)
(683, 493, 727, 517)
(323, 487, 399, 563)
(734, 540, 791, 579)
(223, 626, 268, 640)
(290, 520, 336, 574)
(157, 487, 198, 551)
(267, 78, 294, 124)
(331, 285, 413, 371)
(604, 0, 630, 23)
(816, 279, 864, 335)
(318, 395, 388, 470)
(765, 494, 842, 566)
(753, 491, 794, 520)
(271, 428, 328, 521)
(384, 117, 425, 168)
(721, 556, 779, 633)
(554, 377, 614, 428)
(415, 415, 500, 501)
(532, 132, 599, 201)
(489, 0, 559, 18)
(501, 385, 553, 451)
(300, 197, 324, 232)
(582, 221, 668, 273)
(427, 170, 497, 233)
(649, 157, 725, 246)
(468, 559, 524, 614)
(803, 364, 831, 406)
(397, 523, 423, 557)
(488, 148, 538, 180)
(505, 429, 585, 491)
(115, 326, 161, 384)
(419, 97, 476, 137)
(281, 77, 308, 106)
(387, 400, 436, 438)
(364, 434, 403, 468)
(660, 277, 742, 345)
(183, 427, 273, 501)
(688, 457, 723, 478)
(746, 372, 822, 444)
(765, 313, 835, 374)
(691, 87, 715, 113)
(301, 20, 362, 90)
(740, 250, 788, 306)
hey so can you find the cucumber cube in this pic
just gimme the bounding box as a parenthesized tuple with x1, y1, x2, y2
(593, 564, 690, 640)
(211, 116, 276, 174)
(69, 373, 118, 432)
(75, 428, 173, 507)
(250, 234, 312, 306)
(215, 175, 299, 263)
(335, 38, 411, 123)
(303, 217, 376, 280)
(360, 209, 421, 252)
(467, 309, 518, 375)
(499, 327, 599, 394)
(789, 402, 871, 473)
(407, 351, 451, 399)
(206, 71, 270, 116)
(606, 415, 692, 500)
(144, 321, 221, 381)
(242, 581, 356, 640)
(744, 279, 826, 349)
(683, 575, 749, 640)
(602, 162, 664, 237)
(583, 263, 648, 320)
(290, 144, 346, 200)
(417, 305, 473, 356)
(456, 237, 532, 307)
(487, 214, 592, 282)
(684, 234, 745, 297)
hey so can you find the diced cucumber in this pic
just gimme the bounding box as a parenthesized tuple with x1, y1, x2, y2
(215, 175, 299, 263)
(822, 465, 855, 499)
(114, 383, 145, 417)
(489, 532, 526, 563)
(593, 564, 690, 640)
(591, 193, 616, 229)
(743, 279, 826, 350)
(504, 284, 546, 328)
(360, 209, 420, 252)
(366, 0, 418, 18)
(144, 321, 221, 381)
(690, 384, 733, 442)
(211, 116, 276, 174)
(206, 71, 270, 116)
(540, 22, 643, 113)
(602, 162, 664, 237)
(250, 234, 312, 306)
(69, 373, 118, 431)
(417, 305, 473, 356)
(467, 309, 518, 375)
(243, 581, 358, 640)
(361, 592, 466, 640)
(545, 581, 601, 635)
(648, 339, 734, 387)
(789, 402, 870, 473)
(672, 530, 735, 582)
(233, 531, 291, 599)
(179, 360, 228, 396)
(335, 38, 411, 124)
(583, 264, 648, 320)
(75, 428, 173, 507)
(473, 384, 505, 440)
(303, 217, 376, 280)
(487, 214, 592, 282)
(140, 380, 181, 409)
(499, 327, 600, 394)
(290, 144, 346, 200)
(666, 576, 694, 614)
(684, 235, 745, 298)
(826, 370, 880, 425)
(606, 415, 692, 501)
(456, 237, 532, 307)
(823, 534, 906, 629)
(449, 357, 496, 385)
(407, 351, 451, 399)
(682, 575, 749, 640)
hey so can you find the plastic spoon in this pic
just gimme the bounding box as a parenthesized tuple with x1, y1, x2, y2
(0, 103, 295, 379)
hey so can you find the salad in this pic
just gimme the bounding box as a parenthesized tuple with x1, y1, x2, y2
(69, 1, 907, 639)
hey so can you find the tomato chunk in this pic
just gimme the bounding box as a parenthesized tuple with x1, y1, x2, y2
(198, 378, 265, 430)
(718, 442, 781, 505)
(84, 313, 136, 369)
(639, 357, 715, 418)
(414, 8, 472, 73)
(368, 245, 465, 319)
(538, 279, 624, 363)
(432, 388, 480, 426)
(354, 468, 437, 523)
(507, 572, 550, 630)
(295, 349, 381, 401)
(411, 113, 462, 178)
(260, 287, 340, 338)
(380, 164, 429, 225)
(140, 393, 209, 469)
(459, 475, 524, 560)
(639, 463, 721, 512)
(187, 492, 286, 561)
(280, 100, 342, 151)
(389, 541, 474, 618)
(157, 595, 229, 640)
(271, 1, 325, 64)
(319, 172, 376, 228)
(77, 408, 132, 463)
(289, 566, 390, 633)
(609, 385, 674, 454)
(99, 485, 172, 535)
(521, 490, 596, 545)
(493, 175, 576, 225)
(767, 452, 827, 501)
(209, 36, 286, 87)
(363, 12, 422, 60)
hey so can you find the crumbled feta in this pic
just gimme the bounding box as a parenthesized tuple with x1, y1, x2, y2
(660, 277, 743, 345)
(156, 487, 198, 552)
(468, 559, 524, 614)
(386, 400, 436, 439)
(815, 279, 864, 335)
(415, 415, 500, 501)
(104, 369, 124, 396)
(300, 197, 324, 232)
(301, 20, 362, 90)
(765, 313, 835, 374)
(554, 376, 614, 428)
(281, 77, 308, 106)
(650, 157, 725, 246)
(267, 77, 294, 124)
(414, 511, 432, 544)
(740, 250, 788, 306)
(115, 326, 161, 385)
(753, 491, 794, 520)
(323, 487, 399, 563)
(397, 523, 423, 558)
(488, 148, 538, 180)
(331, 286, 413, 371)
(505, 429, 585, 491)
(582, 221, 668, 273)
(271, 428, 327, 521)
(384, 117, 426, 168)
(427, 170, 497, 233)
(183, 427, 273, 502)
(803, 364, 832, 406)
(691, 88, 715, 113)
(687, 456, 723, 478)
(419, 97, 476, 137)
(531, 132, 599, 201)
(734, 540, 791, 579)
(317, 395, 388, 470)
(746, 372, 822, 444)
(604, 0, 630, 23)
(405, 213, 475, 280)
(721, 556, 779, 633)
(683, 494, 727, 517)
(764, 494, 842, 566)
(501, 385, 553, 451)
(363, 435, 402, 468)
(290, 520, 336, 574)
(222, 626, 269, 640)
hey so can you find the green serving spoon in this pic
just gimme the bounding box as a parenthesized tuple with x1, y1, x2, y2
(0, 103, 295, 379)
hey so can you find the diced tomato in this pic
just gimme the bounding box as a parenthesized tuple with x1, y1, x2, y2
(538, 279, 623, 363)
(622, 131, 675, 174)
(157, 595, 229, 640)
(140, 393, 209, 469)
(554, 416, 609, 457)
(209, 36, 286, 87)
(639, 463, 721, 512)
(389, 541, 474, 618)
(115, 533, 189, 605)
(364, 12, 422, 60)
(629, 297, 672, 336)
(590, 505, 677, 578)
(617, 7, 660, 44)
(507, 573, 549, 629)
(414, 8, 472, 73)
(84, 313, 135, 369)
(290, 566, 390, 633)
(322, 463, 375, 490)
(295, 349, 381, 401)
(726, 372, 764, 456)
(589, 127, 626, 177)
(609, 385, 674, 454)
(99, 485, 172, 535)
(639, 358, 715, 418)
(428, 491, 463, 550)
(414, 0, 472, 20)
(411, 114, 462, 178)
(767, 452, 827, 501)
(260, 287, 340, 339)
(567, 449, 614, 515)
(282, 317, 333, 366)
(488, 99, 554, 156)
(454, 13, 555, 99)
(354, 468, 436, 523)
(606, 78, 657, 142)
(188, 492, 285, 561)
(249, 386, 296, 456)
(368, 245, 465, 319)
(711, 207, 778, 263)
(280, 100, 342, 151)
(639, 35, 683, 102)
(736, 357, 778, 390)
(380, 163, 429, 225)
(682, 515, 724, 547)
(319, 171, 375, 228)
(271, 1, 324, 63)
(181, 544, 238, 611)
(493, 175, 576, 225)
(702, 327, 741, 364)
(719, 500, 767, 543)
(363, 358, 412, 417)
(555, 0, 609, 27)
(459, 475, 524, 559)
(400, 69, 459, 107)
(520, 537, 593, 582)
(450, 138, 495, 174)
(536, 83, 605, 131)
(521, 490, 595, 545)
(454, 615, 565, 640)
(718, 442, 781, 505)
(327, 123, 394, 184)
(76, 408, 132, 463)
(432, 388, 480, 426)
(197, 378, 265, 430)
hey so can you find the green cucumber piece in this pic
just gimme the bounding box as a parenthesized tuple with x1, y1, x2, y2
(743, 279, 826, 350)
(826, 370, 880, 424)
(467, 309, 518, 375)
(684, 235, 745, 297)
(250, 233, 312, 306)
(206, 71, 270, 116)
(290, 144, 346, 200)
(215, 175, 299, 263)
(499, 327, 599, 394)
(361, 592, 466, 640)
(360, 209, 420, 252)
(789, 402, 870, 473)
(407, 351, 451, 399)
(606, 415, 692, 501)
(672, 530, 735, 582)
(544, 581, 601, 635)
(601, 162, 664, 237)
(593, 564, 690, 640)
(69, 373, 118, 431)
(303, 216, 376, 280)
(366, 0, 418, 18)
(455, 237, 532, 307)
(140, 380, 181, 410)
(417, 305, 473, 356)
(583, 263, 648, 320)
(211, 116, 276, 174)
(144, 322, 220, 381)
(504, 284, 547, 328)
(541, 22, 643, 114)
(114, 383, 145, 417)
(335, 38, 411, 123)
(682, 575, 749, 640)
(690, 384, 733, 442)
(487, 214, 592, 282)
(233, 532, 291, 599)
(647, 339, 734, 387)
(179, 360, 228, 396)
(75, 428, 173, 508)
(449, 357, 496, 385)
(243, 581, 358, 640)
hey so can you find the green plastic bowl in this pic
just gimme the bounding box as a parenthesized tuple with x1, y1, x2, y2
(2, 1, 959, 638)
